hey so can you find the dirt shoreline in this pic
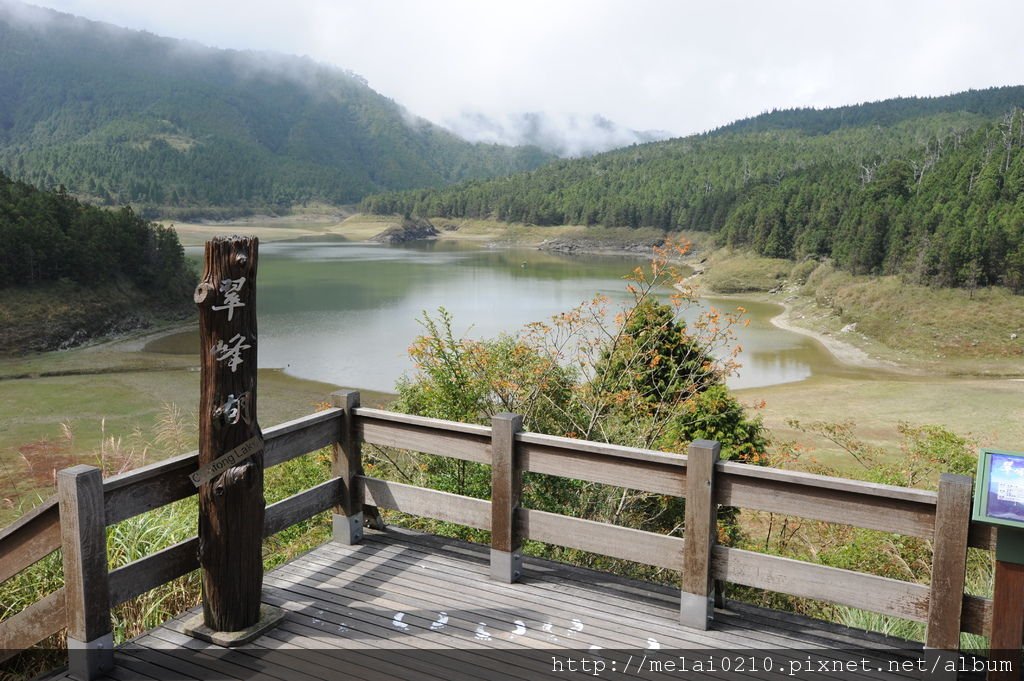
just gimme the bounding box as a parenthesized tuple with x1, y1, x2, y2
(767, 300, 901, 371)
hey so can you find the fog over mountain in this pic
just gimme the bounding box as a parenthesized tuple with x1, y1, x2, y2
(0, 0, 552, 214)
(445, 111, 672, 157)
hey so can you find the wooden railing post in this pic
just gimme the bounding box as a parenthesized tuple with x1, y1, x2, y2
(490, 413, 523, 583)
(58, 465, 112, 681)
(680, 439, 720, 630)
(332, 390, 364, 544)
(924, 473, 972, 679)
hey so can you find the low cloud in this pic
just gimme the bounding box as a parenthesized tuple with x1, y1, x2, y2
(446, 111, 671, 157)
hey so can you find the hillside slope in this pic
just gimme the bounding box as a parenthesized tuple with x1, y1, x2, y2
(0, 2, 551, 215)
(362, 87, 1024, 290)
(0, 171, 197, 352)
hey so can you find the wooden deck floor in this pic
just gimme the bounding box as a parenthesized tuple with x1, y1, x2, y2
(48, 528, 949, 680)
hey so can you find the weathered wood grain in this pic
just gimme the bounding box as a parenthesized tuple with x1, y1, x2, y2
(961, 594, 991, 637)
(0, 588, 66, 662)
(103, 410, 342, 526)
(361, 476, 491, 529)
(490, 413, 523, 555)
(519, 508, 683, 570)
(354, 407, 492, 437)
(263, 479, 343, 538)
(195, 235, 264, 632)
(358, 416, 492, 463)
(680, 440, 718, 629)
(925, 474, 972, 650)
(261, 408, 342, 468)
(990, 558, 1024, 679)
(718, 474, 937, 538)
(713, 545, 931, 622)
(332, 391, 362, 518)
(58, 465, 110, 643)
(0, 497, 59, 584)
(519, 442, 685, 495)
(108, 538, 200, 607)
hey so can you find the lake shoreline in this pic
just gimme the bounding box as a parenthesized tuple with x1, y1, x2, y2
(766, 299, 903, 372)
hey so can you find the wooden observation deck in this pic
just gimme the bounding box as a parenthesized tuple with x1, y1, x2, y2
(0, 392, 1003, 680)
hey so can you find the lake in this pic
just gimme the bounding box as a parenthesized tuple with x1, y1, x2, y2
(146, 240, 871, 392)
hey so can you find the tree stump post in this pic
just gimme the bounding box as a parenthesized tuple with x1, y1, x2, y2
(186, 236, 280, 643)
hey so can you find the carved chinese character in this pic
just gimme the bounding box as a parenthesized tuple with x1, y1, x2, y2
(214, 333, 251, 373)
(211, 277, 246, 321)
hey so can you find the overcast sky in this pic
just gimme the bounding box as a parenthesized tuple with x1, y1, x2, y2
(29, 0, 1024, 137)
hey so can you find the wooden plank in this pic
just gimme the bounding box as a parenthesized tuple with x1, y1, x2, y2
(925, 473, 972, 650)
(519, 442, 685, 495)
(58, 465, 111, 643)
(517, 432, 688, 468)
(361, 477, 491, 529)
(262, 408, 343, 468)
(103, 453, 197, 527)
(263, 479, 343, 538)
(519, 508, 682, 570)
(358, 418, 491, 464)
(332, 391, 362, 518)
(962, 594, 991, 637)
(490, 413, 523, 554)
(718, 459, 938, 504)
(304, 534, 909, 668)
(718, 475, 937, 538)
(102, 409, 342, 525)
(0, 588, 66, 661)
(108, 538, 200, 607)
(680, 440, 719, 629)
(968, 522, 997, 550)
(990, 559, 1024, 680)
(713, 545, 930, 622)
(307, 529, 914, 673)
(354, 407, 492, 437)
(0, 497, 59, 584)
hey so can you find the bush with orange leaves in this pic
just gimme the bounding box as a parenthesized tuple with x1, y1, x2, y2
(388, 239, 767, 543)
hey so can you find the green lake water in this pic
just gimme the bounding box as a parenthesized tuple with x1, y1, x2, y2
(146, 241, 870, 392)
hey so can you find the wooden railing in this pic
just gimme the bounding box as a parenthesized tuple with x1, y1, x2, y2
(0, 389, 996, 668)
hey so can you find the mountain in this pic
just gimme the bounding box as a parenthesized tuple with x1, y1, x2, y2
(361, 86, 1024, 292)
(0, 1, 553, 216)
(443, 111, 671, 157)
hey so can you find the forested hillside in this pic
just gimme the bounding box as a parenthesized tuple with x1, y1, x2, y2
(0, 171, 196, 352)
(0, 2, 551, 215)
(362, 88, 1024, 291)
(0, 171, 193, 296)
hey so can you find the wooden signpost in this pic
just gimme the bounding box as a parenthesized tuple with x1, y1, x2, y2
(185, 236, 281, 645)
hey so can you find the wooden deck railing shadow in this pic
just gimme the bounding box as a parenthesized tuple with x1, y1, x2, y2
(0, 389, 996, 669)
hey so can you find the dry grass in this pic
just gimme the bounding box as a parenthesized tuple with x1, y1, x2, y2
(700, 250, 792, 293)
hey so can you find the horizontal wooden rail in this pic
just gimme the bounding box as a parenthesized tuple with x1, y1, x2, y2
(962, 594, 992, 637)
(263, 479, 342, 538)
(712, 545, 930, 623)
(717, 473, 938, 539)
(0, 589, 66, 659)
(356, 408, 491, 463)
(0, 499, 60, 585)
(519, 437, 686, 495)
(361, 476, 491, 529)
(106, 478, 344, 613)
(108, 538, 199, 609)
(519, 508, 683, 570)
